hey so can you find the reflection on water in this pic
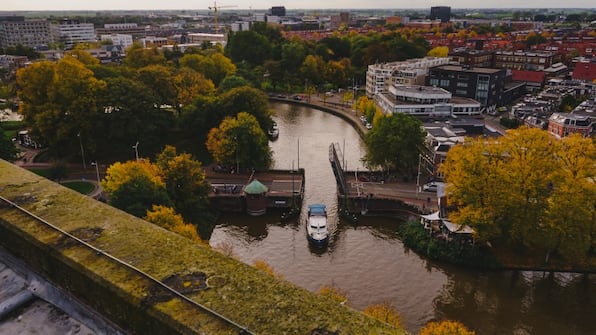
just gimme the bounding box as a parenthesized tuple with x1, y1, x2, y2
(209, 103, 596, 334)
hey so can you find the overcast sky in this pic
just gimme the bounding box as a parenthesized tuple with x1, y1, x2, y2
(3, 0, 595, 11)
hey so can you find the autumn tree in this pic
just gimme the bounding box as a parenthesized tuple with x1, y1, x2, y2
(363, 113, 426, 176)
(156, 145, 213, 238)
(318, 284, 348, 304)
(123, 43, 166, 68)
(16, 57, 105, 157)
(174, 67, 215, 107)
(362, 302, 402, 328)
(427, 46, 449, 57)
(442, 128, 596, 260)
(144, 205, 202, 243)
(137, 64, 177, 108)
(102, 160, 171, 217)
(418, 320, 475, 335)
(206, 112, 272, 171)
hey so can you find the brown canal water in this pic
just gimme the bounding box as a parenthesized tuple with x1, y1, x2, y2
(209, 102, 596, 334)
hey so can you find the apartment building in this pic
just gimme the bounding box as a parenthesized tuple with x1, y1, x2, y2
(99, 34, 133, 49)
(0, 16, 52, 48)
(449, 49, 495, 68)
(95, 23, 147, 40)
(51, 19, 96, 49)
(548, 112, 593, 138)
(428, 64, 506, 107)
(494, 51, 556, 71)
(375, 84, 481, 118)
(365, 57, 450, 98)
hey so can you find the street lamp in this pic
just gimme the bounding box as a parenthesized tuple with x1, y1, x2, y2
(90, 161, 101, 185)
(77, 131, 86, 170)
(132, 141, 139, 161)
(416, 153, 422, 199)
(233, 136, 239, 174)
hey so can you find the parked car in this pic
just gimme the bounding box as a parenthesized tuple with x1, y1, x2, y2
(360, 116, 368, 124)
(365, 122, 372, 130)
(422, 181, 445, 192)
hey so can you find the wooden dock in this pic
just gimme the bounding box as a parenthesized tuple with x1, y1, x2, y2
(204, 168, 304, 213)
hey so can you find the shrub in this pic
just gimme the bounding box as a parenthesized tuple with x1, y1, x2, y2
(418, 320, 475, 335)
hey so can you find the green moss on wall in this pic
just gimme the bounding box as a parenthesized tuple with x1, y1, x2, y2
(0, 160, 406, 335)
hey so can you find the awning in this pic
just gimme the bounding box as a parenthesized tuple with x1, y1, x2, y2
(420, 211, 441, 221)
(442, 220, 474, 234)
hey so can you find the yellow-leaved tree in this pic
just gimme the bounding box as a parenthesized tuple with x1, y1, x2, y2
(442, 128, 596, 261)
(144, 205, 202, 243)
(362, 302, 402, 328)
(418, 320, 475, 335)
(427, 46, 449, 57)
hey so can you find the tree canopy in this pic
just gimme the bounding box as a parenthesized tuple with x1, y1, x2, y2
(206, 112, 272, 171)
(102, 147, 214, 238)
(442, 128, 596, 261)
(363, 113, 426, 176)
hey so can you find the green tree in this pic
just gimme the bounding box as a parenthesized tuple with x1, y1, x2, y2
(0, 127, 19, 161)
(156, 145, 214, 238)
(217, 75, 251, 93)
(206, 112, 272, 171)
(137, 65, 177, 108)
(217, 86, 273, 131)
(363, 113, 425, 176)
(300, 55, 325, 86)
(226, 30, 272, 66)
(102, 160, 172, 218)
(95, 76, 173, 156)
(110, 174, 173, 218)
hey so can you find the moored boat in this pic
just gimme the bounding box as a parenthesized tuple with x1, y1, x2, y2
(268, 122, 279, 139)
(306, 204, 328, 246)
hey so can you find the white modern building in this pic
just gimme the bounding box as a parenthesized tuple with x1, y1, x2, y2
(51, 19, 96, 49)
(100, 34, 133, 49)
(187, 33, 227, 46)
(365, 57, 450, 97)
(375, 85, 482, 118)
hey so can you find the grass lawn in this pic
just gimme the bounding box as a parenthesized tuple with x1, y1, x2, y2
(60, 181, 95, 195)
(28, 168, 52, 178)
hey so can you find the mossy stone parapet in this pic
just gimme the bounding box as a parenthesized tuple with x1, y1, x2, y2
(0, 160, 405, 335)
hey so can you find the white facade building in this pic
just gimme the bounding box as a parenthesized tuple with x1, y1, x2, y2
(365, 57, 450, 97)
(51, 20, 96, 49)
(100, 34, 133, 49)
(375, 85, 481, 118)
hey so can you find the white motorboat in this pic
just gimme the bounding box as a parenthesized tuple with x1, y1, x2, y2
(306, 204, 328, 246)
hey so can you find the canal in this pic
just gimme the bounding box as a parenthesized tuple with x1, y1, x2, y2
(209, 102, 595, 334)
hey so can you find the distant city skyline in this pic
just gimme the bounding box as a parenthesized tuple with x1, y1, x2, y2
(2, 0, 595, 12)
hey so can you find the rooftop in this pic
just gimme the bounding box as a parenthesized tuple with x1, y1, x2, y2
(432, 64, 504, 74)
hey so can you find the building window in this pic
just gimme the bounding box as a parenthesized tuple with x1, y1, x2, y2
(456, 81, 468, 88)
(440, 79, 449, 86)
(429, 78, 439, 86)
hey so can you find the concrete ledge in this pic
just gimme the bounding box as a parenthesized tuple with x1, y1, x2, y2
(0, 160, 404, 335)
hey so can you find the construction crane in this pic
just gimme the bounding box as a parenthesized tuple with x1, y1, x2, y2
(208, 1, 237, 34)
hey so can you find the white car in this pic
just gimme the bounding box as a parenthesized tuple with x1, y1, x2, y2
(365, 122, 372, 130)
(422, 181, 445, 192)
